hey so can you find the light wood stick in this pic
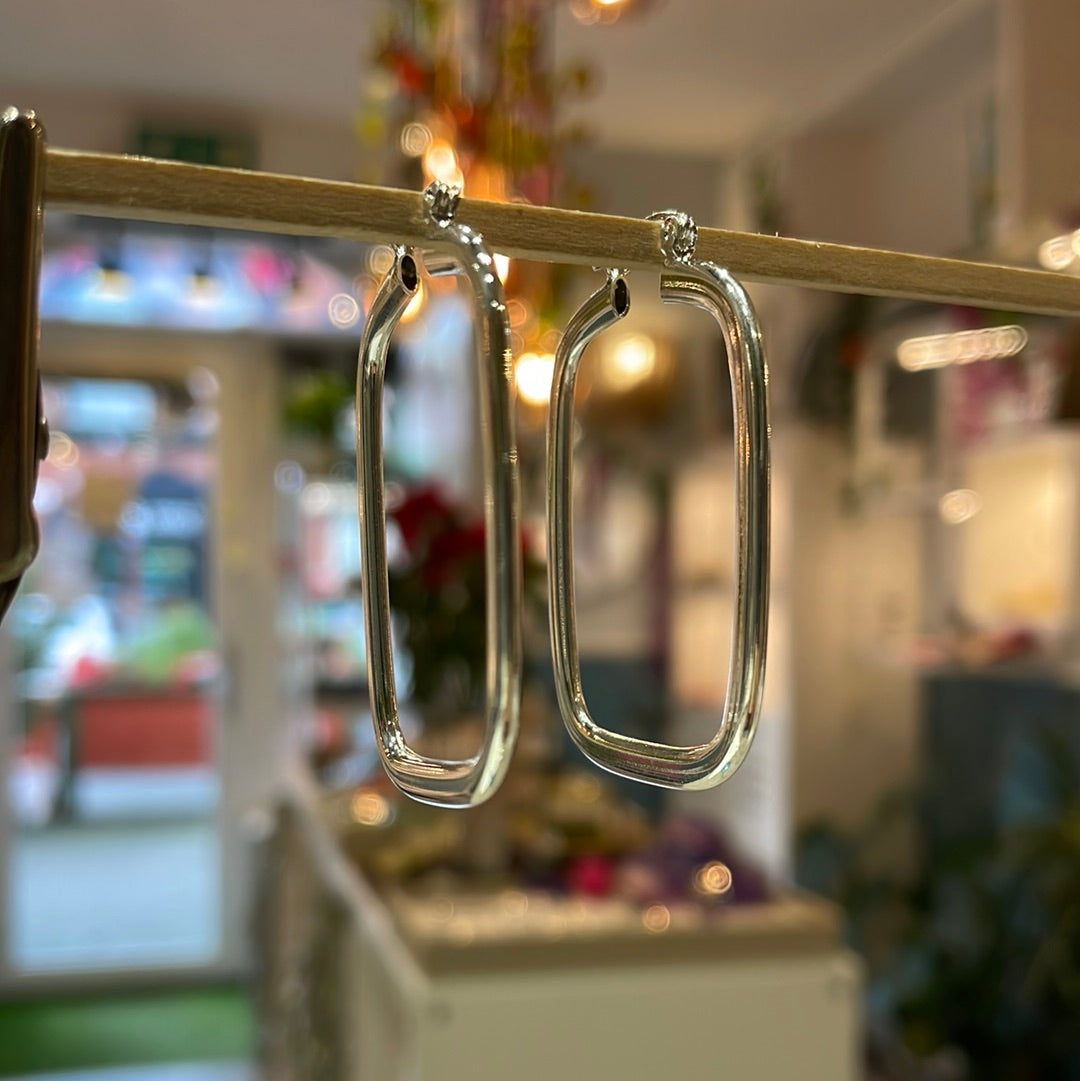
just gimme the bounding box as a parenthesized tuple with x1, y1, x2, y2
(44, 149, 1080, 317)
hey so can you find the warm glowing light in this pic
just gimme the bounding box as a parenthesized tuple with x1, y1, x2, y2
(467, 161, 510, 202)
(46, 430, 79, 469)
(939, 488, 982, 525)
(185, 272, 223, 309)
(400, 279, 425, 324)
(400, 122, 432, 157)
(90, 267, 133, 303)
(328, 292, 361, 329)
(642, 904, 671, 933)
(365, 70, 396, 104)
(506, 298, 532, 329)
(423, 139, 462, 186)
(501, 890, 529, 917)
(350, 790, 392, 827)
(514, 351, 556, 407)
(604, 334, 657, 389)
(570, 0, 635, 23)
(897, 326, 1027, 371)
(493, 253, 511, 282)
(447, 917, 476, 945)
(694, 861, 733, 897)
(367, 246, 395, 277)
(539, 326, 561, 354)
(567, 773, 603, 803)
(1039, 233, 1076, 271)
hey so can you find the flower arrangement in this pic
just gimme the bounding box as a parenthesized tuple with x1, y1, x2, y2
(387, 483, 544, 722)
(358, 0, 597, 205)
(357, 0, 599, 373)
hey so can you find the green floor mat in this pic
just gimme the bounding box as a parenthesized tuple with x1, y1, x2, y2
(0, 986, 254, 1076)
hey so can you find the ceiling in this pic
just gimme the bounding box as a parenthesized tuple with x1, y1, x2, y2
(1, 0, 993, 156)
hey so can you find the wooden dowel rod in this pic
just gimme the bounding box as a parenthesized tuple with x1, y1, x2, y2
(44, 148, 1080, 317)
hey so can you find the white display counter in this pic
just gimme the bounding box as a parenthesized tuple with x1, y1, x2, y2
(258, 765, 862, 1081)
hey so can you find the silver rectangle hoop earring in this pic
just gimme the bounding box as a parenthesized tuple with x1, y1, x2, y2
(0, 108, 49, 624)
(547, 210, 770, 790)
(356, 181, 523, 808)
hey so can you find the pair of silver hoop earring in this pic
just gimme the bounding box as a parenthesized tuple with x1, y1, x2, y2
(356, 181, 770, 809)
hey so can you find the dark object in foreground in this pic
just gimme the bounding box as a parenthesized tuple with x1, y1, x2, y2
(0, 108, 49, 622)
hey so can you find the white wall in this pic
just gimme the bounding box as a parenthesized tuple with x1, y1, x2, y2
(1, 83, 369, 182)
(758, 51, 997, 827)
(787, 426, 925, 829)
(998, 0, 1080, 242)
(781, 59, 995, 256)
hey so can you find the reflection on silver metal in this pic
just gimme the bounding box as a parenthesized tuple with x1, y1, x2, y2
(547, 212, 771, 789)
(0, 108, 49, 624)
(356, 182, 522, 807)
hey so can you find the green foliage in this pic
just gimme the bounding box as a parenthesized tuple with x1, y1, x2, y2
(798, 733, 1080, 1079)
(283, 372, 352, 442)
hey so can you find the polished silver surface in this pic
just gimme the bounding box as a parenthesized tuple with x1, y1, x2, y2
(356, 183, 522, 807)
(547, 214, 771, 790)
(0, 108, 48, 624)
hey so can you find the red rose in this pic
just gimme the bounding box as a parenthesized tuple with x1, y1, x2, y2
(566, 854, 614, 898)
(422, 521, 485, 589)
(390, 485, 454, 554)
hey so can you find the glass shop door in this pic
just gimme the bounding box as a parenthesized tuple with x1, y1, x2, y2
(0, 332, 279, 986)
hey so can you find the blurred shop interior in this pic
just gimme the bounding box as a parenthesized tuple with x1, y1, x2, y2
(2, 0, 1080, 1079)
